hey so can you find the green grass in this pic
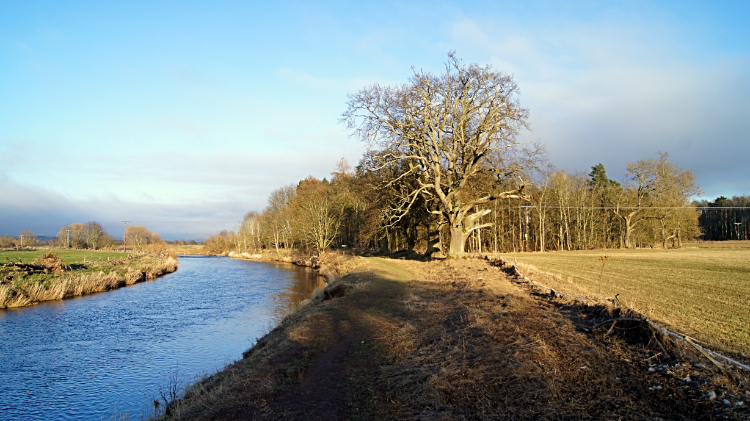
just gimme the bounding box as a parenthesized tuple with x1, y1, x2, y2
(499, 245, 750, 354)
(0, 249, 128, 265)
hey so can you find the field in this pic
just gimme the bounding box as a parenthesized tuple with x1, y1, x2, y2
(1, 249, 129, 265)
(499, 243, 750, 355)
(0, 249, 178, 308)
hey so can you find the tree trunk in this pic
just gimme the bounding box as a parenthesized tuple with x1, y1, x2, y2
(448, 222, 468, 258)
(380, 228, 390, 253)
(624, 217, 634, 249)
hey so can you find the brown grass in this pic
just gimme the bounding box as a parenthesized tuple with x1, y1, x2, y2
(371, 259, 743, 420)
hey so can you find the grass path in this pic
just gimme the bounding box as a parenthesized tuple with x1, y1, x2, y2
(266, 258, 411, 419)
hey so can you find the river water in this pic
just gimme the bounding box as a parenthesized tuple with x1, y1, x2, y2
(0, 256, 325, 421)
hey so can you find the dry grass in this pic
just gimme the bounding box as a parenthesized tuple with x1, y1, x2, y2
(0, 255, 178, 308)
(498, 247, 750, 355)
(376, 259, 747, 420)
(153, 257, 749, 420)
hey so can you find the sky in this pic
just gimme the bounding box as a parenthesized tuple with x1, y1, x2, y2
(1, 0, 748, 240)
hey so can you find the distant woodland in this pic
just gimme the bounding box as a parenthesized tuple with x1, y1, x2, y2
(1, 223, 172, 255)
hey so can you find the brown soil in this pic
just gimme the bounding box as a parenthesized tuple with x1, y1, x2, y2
(161, 257, 749, 421)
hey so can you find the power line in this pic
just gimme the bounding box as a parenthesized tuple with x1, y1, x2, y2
(111, 220, 241, 224)
(513, 206, 750, 210)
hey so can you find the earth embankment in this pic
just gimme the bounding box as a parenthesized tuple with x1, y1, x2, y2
(160, 256, 748, 420)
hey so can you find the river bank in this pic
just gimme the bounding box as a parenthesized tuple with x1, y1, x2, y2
(154, 256, 748, 420)
(227, 250, 349, 282)
(0, 251, 179, 309)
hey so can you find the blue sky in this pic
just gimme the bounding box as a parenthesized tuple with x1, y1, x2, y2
(2, 1, 749, 240)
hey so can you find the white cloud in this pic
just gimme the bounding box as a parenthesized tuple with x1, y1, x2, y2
(277, 67, 383, 94)
(447, 17, 750, 194)
(0, 172, 250, 239)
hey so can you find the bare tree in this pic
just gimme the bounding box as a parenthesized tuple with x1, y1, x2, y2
(614, 152, 701, 248)
(342, 53, 532, 257)
(57, 223, 88, 248)
(85, 221, 107, 250)
(292, 176, 343, 253)
(237, 211, 262, 253)
(0, 235, 15, 248)
(203, 230, 236, 255)
(19, 230, 38, 247)
(124, 225, 163, 253)
(265, 184, 297, 252)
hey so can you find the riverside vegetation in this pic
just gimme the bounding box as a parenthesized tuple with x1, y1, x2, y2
(151, 254, 749, 420)
(0, 249, 178, 309)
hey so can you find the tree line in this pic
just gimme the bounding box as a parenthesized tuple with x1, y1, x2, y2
(695, 196, 750, 241)
(1, 222, 167, 254)
(53, 222, 166, 253)
(206, 154, 708, 257)
(206, 54, 717, 257)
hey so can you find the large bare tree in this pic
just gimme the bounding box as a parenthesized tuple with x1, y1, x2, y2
(342, 53, 532, 257)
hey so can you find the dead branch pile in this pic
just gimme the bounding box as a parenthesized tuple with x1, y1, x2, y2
(1, 253, 70, 276)
(1, 261, 46, 274)
(37, 253, 71, 273)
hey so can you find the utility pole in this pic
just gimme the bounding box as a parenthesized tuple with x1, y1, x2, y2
(735, 222, 742, 241)
(120, 220, 130, 253)
(524, 206, 530, 252)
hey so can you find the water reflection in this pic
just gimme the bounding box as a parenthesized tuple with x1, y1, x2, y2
(0, 256, 325, 421)
(263, 262, 326, 323)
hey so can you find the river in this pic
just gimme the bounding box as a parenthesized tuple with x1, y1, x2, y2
(0, 256, 325, 421)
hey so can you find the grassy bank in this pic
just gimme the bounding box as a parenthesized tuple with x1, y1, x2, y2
(151, 256, 748, 420)
(0, 250, 179, 309)
(498, 245, 750, 354)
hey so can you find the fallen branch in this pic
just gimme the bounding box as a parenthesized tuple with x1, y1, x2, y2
(591, 318, 645, 330)
(0, 262, 48, 273)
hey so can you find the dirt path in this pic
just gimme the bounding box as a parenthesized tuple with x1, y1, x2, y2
(163, 257, 748, 420)
(247, 258, 407, 420)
